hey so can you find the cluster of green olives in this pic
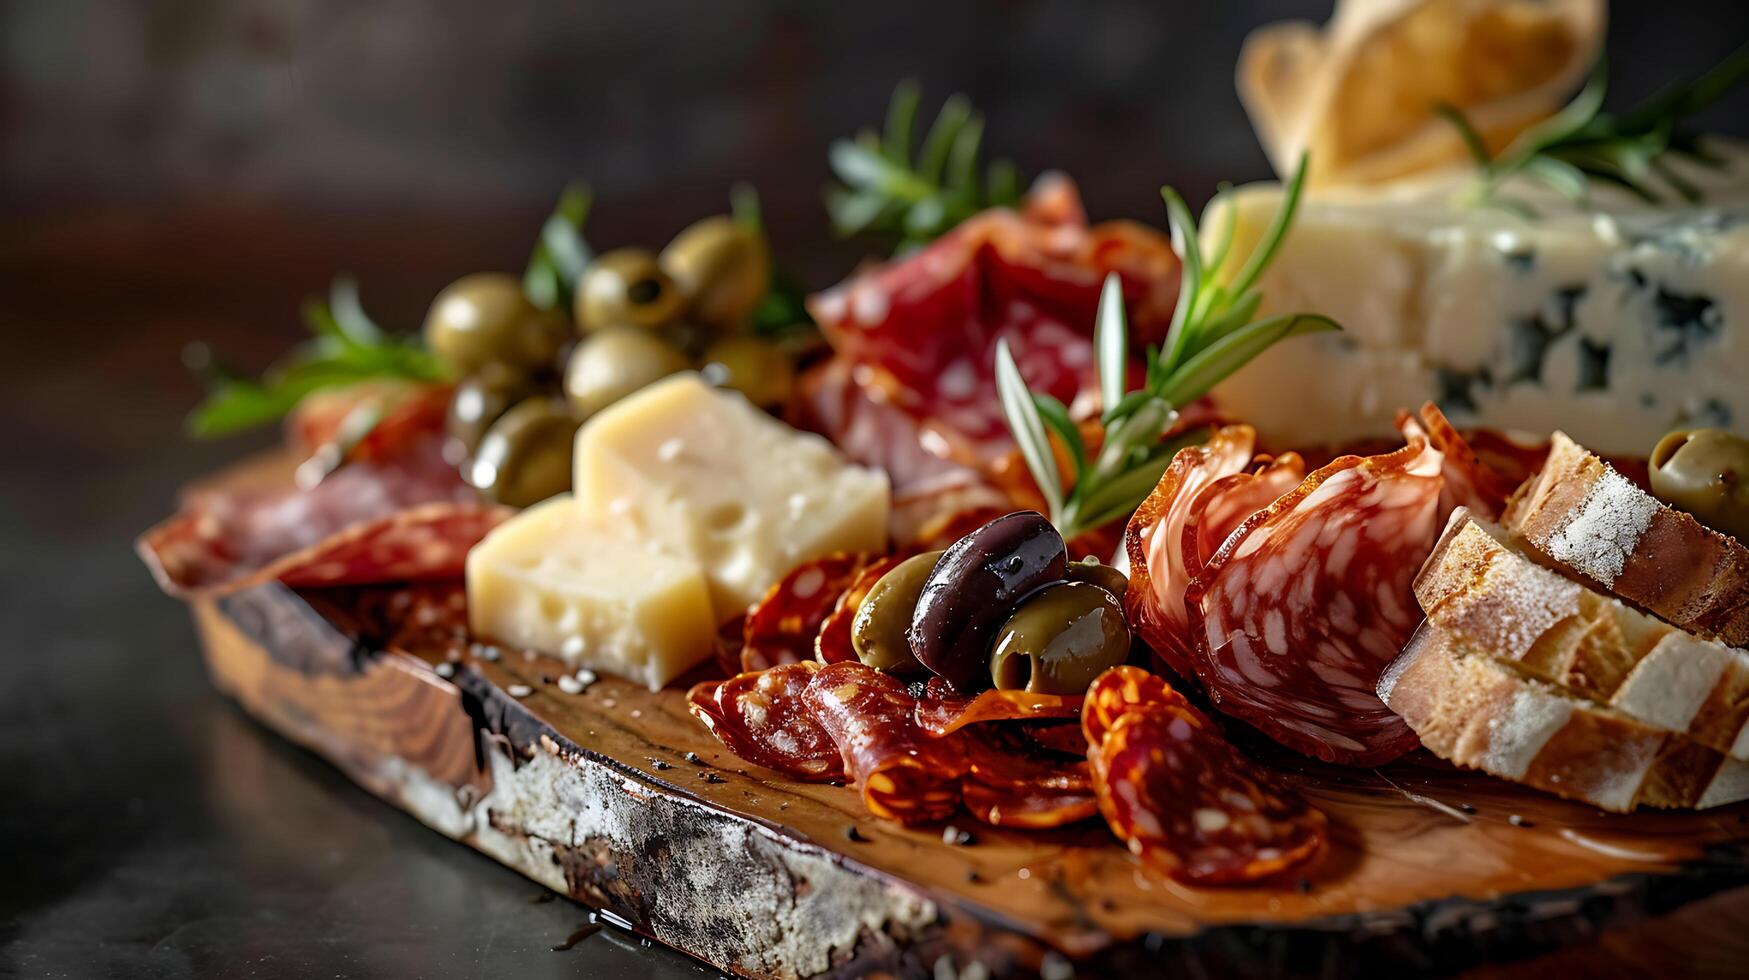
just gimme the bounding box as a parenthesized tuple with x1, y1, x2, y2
(423, 215, 798, 507)
(849, 512, 1133, 695)
(1651, 427, 1749, 542)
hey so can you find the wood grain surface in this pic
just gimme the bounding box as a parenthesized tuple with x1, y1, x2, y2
(186, 572, 1749, 979)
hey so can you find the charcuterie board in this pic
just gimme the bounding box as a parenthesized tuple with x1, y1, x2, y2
(177, 455, 1749, 979)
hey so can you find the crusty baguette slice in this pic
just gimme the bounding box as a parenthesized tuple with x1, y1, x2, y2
(1504, 432, 1749, 646)
(1379, 623, 1749, 812)
(1416, 510, 1749, 761)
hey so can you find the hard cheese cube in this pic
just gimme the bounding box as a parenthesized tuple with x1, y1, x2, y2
(574, 373, 891, 619)
(466, 495, 717, 690)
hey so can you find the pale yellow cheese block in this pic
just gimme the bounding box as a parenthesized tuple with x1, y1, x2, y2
(466, 496, 717, 690)
(574, 373, 891, 619)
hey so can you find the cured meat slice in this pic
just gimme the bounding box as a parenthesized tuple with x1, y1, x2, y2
(803, 661, 967, 824)
(741, 554, 875, 672)
(1090, 705, 1326, 884)
(1412, 402, 1522, 520)
(914, 683, 1084, 737)
(1081, 665, 1191, 750)
(1122, 426, 1257, 680)
(688, 662, 845, 783)
(1183, 424, 1443, 765)
(814, 554, 908, 665)
(138, 431, 485, 597)
(1184, 454, 1308, 578)
(806, 175, 1180, 471)
(959, 728, 1096, 829)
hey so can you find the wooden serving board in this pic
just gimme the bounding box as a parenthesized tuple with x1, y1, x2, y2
(184, 574, 1749, 979)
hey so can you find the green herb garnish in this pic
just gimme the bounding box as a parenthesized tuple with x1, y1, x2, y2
(995, 155, 1337, 540)
(523, 182, 594, 311)
(184, 278, 450, 438)
(827, 80, 1023, 252)
(1439, 44, 1749, 215)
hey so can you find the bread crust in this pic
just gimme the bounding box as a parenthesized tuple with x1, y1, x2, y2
(1416, 510, 1749, 760)
(1380, 623, 1748, 812)
(1504, 432, 1749, 646)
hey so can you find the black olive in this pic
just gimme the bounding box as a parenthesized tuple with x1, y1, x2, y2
(908, 511, 1067, 691)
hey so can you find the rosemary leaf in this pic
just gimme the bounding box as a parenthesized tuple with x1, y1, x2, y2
(1157, 313, 1339, 407)
(994, 338, 1064, 519)
(1094, 273, 1128, 420)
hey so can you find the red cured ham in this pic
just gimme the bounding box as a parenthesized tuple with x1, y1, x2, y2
(802, 175, 1181, 511)
(1084, 668, 1326, 885)
(1122, 426, 1257, 680)
(1183, 422, 1444, 765)
(138, 427, 487, 597)
(802, 661, 968, 824)
(688, 663, 845, 783)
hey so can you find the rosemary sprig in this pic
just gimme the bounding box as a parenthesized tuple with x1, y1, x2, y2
(1439, 44, 1749, 215)
(523, 182, 594, 311)
(995, 155, 1337, 540)
(184, 278, 450, 438)
(827, 81, 1023, 252)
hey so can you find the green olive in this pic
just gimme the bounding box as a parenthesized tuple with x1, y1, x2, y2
(1065, 557, 1129, 599)
(467, 397, 578, 508)
(574, 248, 686, 332)
(699, 335, 796, 410)
(989, 582, 1130, 695)
(447, 362, 535, 455)
(851, 551, 945, 673)
(659, 216, 771, 329)
(1650, 428, 1749, 542)
(424, 273, 567, 374)
(563, 326, 691, 418)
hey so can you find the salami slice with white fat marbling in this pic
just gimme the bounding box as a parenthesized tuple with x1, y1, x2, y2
(1181, 421, 1444, 765)
(1122, 426, 1257, 682)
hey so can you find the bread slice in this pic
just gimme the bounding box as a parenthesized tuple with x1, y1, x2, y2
(1504, 432, 1749, 646)
(1416, 510, 1749, 761)
(1379, 623, 1749, 812)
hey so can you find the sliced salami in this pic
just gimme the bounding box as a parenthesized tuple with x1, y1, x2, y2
(1183, 425, 1443, 765)
(741, 554, 875, 672)
(138, 432, 490, 597)
(1412, 402, 1522, 520)
(688, 662, 845, 783)
(1091, 705, 1327, 884)
(802, 661, 967, 824)
(814, 554, 908, 665)
(1183, 455, 1307, 579)
(1122, 426, 1257, 681)
(1081, 665, 1191, 750)
(960, 728, 1097, 829)
(914, 681, 1084, 737)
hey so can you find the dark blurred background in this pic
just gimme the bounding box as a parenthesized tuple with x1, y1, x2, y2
(2, 2, 1748, 977)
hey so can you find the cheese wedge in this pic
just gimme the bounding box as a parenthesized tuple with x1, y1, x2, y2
(1201, 151, 1749, 455)
(466, 496, 717, 690)
(574, 374, 890, 619)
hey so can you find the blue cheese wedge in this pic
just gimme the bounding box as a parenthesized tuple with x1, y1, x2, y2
(574, 373, 891, 620)
(466, 496, 718, 690)
(1204, 146, 1749, 455)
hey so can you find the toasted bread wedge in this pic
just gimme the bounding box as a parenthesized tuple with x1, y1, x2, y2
(1379, 623, 1749, 812)
(1416, 510, 1749, 760)
(1504, 432, 1749, 646)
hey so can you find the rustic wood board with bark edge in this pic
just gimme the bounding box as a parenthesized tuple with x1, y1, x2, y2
(180, 567, 1749, 980)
